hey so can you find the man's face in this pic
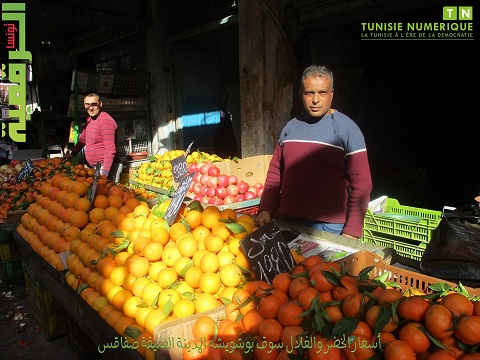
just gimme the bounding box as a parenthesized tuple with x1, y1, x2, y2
(84, 95, 102, 119)
(301, 76, 334, 118)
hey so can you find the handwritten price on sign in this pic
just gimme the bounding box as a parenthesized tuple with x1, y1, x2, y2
(170, 155, 188, 183)
(172, 158, 188, 179)
(240, 220, 296, 284)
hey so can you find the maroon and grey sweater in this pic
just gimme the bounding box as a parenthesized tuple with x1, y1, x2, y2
(258, 110, 372, 238)
(72, 112, 118, 176)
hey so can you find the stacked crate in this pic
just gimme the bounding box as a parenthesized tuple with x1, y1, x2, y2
(361, 198, 442, 261)
(0, 227, 23, 282)
(23, 263, 66, 340)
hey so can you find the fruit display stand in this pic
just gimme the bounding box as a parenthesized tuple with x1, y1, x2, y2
(12, 230, 143, 360)
(130, 154, 271, 215)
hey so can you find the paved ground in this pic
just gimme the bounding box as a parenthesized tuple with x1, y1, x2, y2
(0, 273, 103, 360)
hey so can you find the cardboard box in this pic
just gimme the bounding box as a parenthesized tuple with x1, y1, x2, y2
(215, 155, 272, 186)
(154, 306, 225, 360)
(209, 155, 272, 214)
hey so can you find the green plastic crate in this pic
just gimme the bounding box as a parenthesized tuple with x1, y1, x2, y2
(363, 198, 442, 243)
(361, 229, 427, 261)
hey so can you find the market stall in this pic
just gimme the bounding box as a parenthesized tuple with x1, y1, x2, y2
(2, 153, 480, 360)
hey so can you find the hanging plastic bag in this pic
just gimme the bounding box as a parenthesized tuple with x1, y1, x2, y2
(420, 205, 480, 288)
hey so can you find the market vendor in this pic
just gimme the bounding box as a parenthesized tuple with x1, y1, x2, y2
(256, 65, 372, 239)
(64, 91, 122, 182)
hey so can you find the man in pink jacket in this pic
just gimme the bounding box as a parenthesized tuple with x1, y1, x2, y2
(66, 91, 122, 182)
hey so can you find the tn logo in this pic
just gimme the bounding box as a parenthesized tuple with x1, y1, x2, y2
(443, 6, 473, 20)
(1, 122, 6, 138)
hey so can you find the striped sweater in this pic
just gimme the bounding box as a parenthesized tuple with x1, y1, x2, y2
(72, 112, 118, 176)
(258, 110, 372, 238)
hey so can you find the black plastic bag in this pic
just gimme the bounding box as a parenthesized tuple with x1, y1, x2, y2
(420, 205, 480, 288)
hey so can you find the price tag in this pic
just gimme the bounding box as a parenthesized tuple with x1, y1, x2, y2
(240, 220, 297, 284)
(88, 163, 102, 205)
(164, 172, 195, 225)
(16, 159, 34, 183)
(170, 154, 189, 184)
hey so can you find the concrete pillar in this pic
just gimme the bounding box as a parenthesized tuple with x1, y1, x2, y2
(145, 0, 175, 155)
(238, 0, 296, 157)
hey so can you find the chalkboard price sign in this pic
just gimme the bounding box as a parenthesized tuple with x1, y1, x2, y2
(240, 220, 297, 284)
(16, 159, 34, 183)
(170, 154, 188, 184)
(164, 172, 195, 225)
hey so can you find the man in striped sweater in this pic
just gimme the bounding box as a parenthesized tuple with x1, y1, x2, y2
(256, 65, 372, 239)
(67, 91, 122, 182)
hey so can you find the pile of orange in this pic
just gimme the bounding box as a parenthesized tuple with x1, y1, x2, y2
(20, 179, 263, 360)
(184, 254, 480, 360)
(0, 157, 65, 224)
(17, 173, 136, 269)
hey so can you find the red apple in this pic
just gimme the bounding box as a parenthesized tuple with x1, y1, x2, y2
(234, 194, 246, 202)
(208, 165, 220, 177)
(192, 182, 202, 195)
(223, 195, 235, 204)
(217, 174, 229, 188)
(244, 191, 256, 200)
(209, 197, 224, 205)
(237, 180, 249, 194)
(215, 186, 227, 199)
(226, 184, 239, 197)
(207, 176, 218, 188)
(199, 163, 211, 175)
(200, 174, 210, 185)
(200, 185, 209, 196)
(194, 172, 202, 183)
(256, 186, 264, 198)
(188, 163, 198, 173)
(228, 175, 238, 185)
(206, 187, 216, 198)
